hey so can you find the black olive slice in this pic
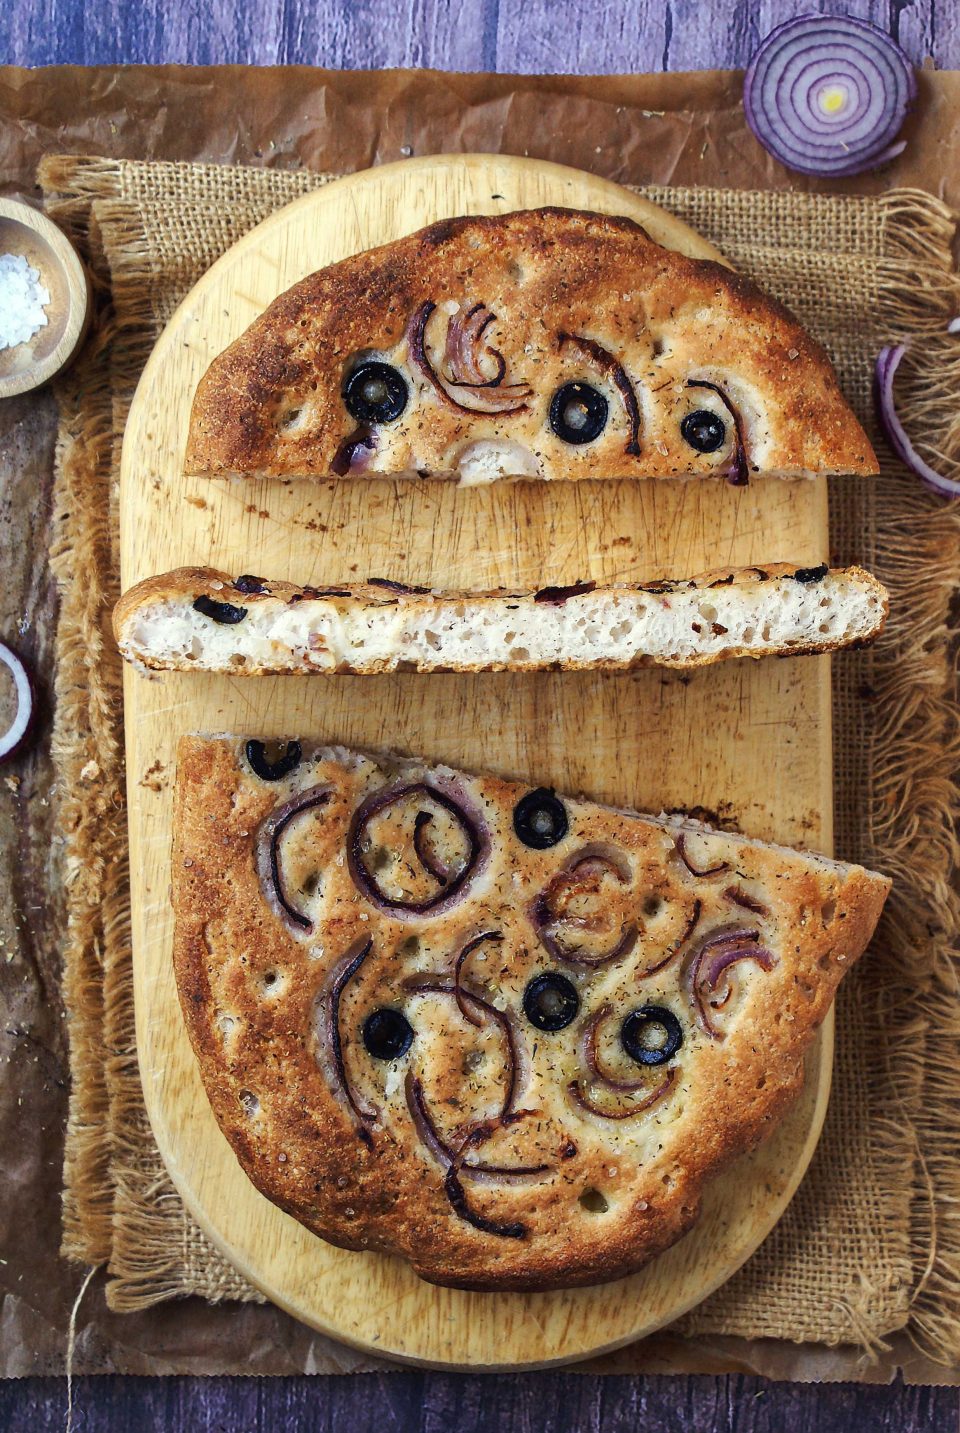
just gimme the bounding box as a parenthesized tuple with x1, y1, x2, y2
(548, 382, 608, 445)
(792, 563, 829, 584)
(233, 574, 267, 595)
(192, 594, 248, 624)
(522, 973, 580, 1032)
(245, 739, 303, 782)
(620, 1005, 683, 1066)
(513, 788, 569, 849)
(680, 408, 727, 454)
(343, 361, 408, 424)
(362, 1007, 414, 1060)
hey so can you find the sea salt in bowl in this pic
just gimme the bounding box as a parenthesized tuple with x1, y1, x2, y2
(0, 197, 91, 399)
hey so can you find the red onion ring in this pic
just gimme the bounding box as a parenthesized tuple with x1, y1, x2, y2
(723, 885, 769, 916)
(0, 642, 34, 763)
(406, 301, 532, 415)
(674, 832, 730, 879)
(453, 930, 503, 1028)
(402, 979, 521, 1121)
(744, 16, 916, 178)
(684, 928, 777, 1039)
(557, 331, 642, 456)
(317, 937, 377, 1144)
(686, 380, 748, 485)
(569, 1068, 675, 1120)
(347, 779, 489, 920)
(331, 425, 376, 476)
(875, 343, 960, 500)
(641, 899, 702, 978)
(580, 1004, 655, 1093)
(533, 844, 638, 968)
(255, 785, 333, 932)
(412, 810, 452, 886)
(445, 302, 506, 387)
(404, 1074, 529, 1239)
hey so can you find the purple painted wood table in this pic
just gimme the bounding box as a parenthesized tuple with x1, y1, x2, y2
(2, 1, 959, 1428)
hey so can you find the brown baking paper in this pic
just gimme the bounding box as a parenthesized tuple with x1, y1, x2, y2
(1, 62, 959, 1381)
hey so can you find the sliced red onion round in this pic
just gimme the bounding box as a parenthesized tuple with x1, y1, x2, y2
(402, 978, 522, 1120)
(255, 784, 332, 932)
(533, 843, 638, 968)
(453, 930, 503, 1028)
(347, 779, 490, 919)
(316, 937, 377, 1143)
(641, 898, 702, 978)
(0, 642, 33, 763)
(674, 832, 730, 879)
(580, 1004, 652, 1093)
(875, 343, 960, 499)
(723, 885, 769, 916)
(744, 16, 916, 178)
(684, 927, 777, 1038)
(569, 1068, 675, 1120)
(404, 1073, 533, 1238)
(406, 301, 532, 416)
(412, 810, 452, 885)
(445, 303, 506, 387)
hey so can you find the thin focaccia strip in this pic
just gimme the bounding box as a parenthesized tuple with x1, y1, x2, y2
(173, 737, 889, 1291)
(185, 208, 877, 485)
(115, 563, 888, 675)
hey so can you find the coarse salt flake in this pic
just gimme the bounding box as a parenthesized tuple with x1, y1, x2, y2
(0, 253, 51, 351)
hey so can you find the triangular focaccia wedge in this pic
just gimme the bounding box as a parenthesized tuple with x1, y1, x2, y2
(114, 563, 888, 675)
(173, 737, 889, 1291)
(185, 208, 877, 486)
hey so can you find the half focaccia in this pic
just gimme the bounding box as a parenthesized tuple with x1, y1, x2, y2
(185, 208, 877, 486)
(173, 737, 889, 1291)
(115, 563, 888, 675)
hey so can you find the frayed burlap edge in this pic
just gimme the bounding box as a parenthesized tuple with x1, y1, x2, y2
(866, 191, 960, 1365)
(49, 188, 124, 1268)
(41, 158, 960, 1357)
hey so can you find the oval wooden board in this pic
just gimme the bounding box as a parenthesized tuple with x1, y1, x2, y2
(123, 153, 834, 1369)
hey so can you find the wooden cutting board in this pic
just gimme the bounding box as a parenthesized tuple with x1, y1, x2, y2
(121, 154, 833, 1368)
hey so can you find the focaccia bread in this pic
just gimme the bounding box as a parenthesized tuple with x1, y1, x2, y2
(116, 563, 888, 675)
(173, 737, 889, 1291)
(185, 208, 877, 486)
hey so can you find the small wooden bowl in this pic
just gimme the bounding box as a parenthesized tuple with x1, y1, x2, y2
(0, 197, 92, 399)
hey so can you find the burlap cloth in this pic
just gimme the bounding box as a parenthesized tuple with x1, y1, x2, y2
(40, 155, 960, 1362)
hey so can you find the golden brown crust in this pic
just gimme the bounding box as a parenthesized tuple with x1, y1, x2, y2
(172, 736, 889, 1290)
(113, 563, 889, 675)
(184, 208, 877, 483)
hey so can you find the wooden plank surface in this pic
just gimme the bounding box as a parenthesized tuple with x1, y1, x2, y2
(3, 0, 958, 1422)
(123, 153, 832, 1367)
(4, 0, 959, 71)
(3, 1370, 956, 1432)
